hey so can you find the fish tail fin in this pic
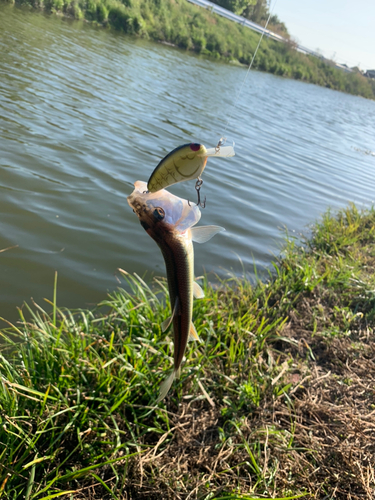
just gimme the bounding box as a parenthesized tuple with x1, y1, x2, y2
(156, 369, 177, 403)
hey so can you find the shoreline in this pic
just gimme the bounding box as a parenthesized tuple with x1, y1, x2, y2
(2, 0, 375, 100)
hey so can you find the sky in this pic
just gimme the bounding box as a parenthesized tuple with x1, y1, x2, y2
(272, 0, 375, 70)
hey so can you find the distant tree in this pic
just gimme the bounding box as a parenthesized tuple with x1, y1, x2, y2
(247, 0, 267, 23)
(211, 0, 270, 23)
(211, 0, 289, 35)
(269, 13, 289, 36)
(211, 0, 256, 16)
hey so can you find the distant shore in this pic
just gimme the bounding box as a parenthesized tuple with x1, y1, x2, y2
(1, 203, 375, 498)
(3, 0, 375, 100)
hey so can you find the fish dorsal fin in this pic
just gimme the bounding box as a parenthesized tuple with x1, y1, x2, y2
(161, 297, 179, 332)
(188, 322, 201, 343)
(190, 225, 225, 244)
(193, 281, 205, 299)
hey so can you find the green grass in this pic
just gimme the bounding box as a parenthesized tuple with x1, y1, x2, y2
(1, 204, 375, 498)
(4, 0, 375, 100)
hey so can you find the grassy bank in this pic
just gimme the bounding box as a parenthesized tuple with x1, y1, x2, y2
(1, 203, 375, 499)
(4, 0, 375, 100)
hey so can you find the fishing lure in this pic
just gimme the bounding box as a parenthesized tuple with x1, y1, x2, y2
(147, 142, 235, 199)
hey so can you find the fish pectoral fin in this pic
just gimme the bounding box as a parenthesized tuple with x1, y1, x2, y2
(193, 281, 205, 299)
(190, 225, 225, 244)
(156, 369, 176, 403)
(161, 316, 172, 332)
(161, 297, 179, 332)
(188, 322, 201, 343)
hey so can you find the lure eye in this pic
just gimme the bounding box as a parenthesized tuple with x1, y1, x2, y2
(153, 207, 165, 221)
(190, 143, 201, 152)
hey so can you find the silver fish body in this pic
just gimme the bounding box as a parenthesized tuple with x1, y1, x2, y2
(127, 180, 224, 401)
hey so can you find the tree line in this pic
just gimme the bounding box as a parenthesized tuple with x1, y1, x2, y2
(210, 0, 289, 36)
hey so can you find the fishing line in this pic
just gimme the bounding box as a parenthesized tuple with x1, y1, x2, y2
(146, 0, 280, 205)
(217, 0, 279, 147)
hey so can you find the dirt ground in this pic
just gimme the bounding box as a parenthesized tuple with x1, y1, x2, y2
(75, 291, 375, 499)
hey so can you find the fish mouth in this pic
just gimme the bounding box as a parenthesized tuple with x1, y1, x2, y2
(127, 188, 163, 232)
(127, 189, 154, 211)
(127, 180, 201, 232)
(127, 182, 149, 216)
(127, 181, 165, 223)
(127, 196, 154, 227)
(127, 195, 145, 218)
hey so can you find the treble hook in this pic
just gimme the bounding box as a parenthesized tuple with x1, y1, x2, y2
(195, 177, 206, 208)
(188, 177, 206, 208)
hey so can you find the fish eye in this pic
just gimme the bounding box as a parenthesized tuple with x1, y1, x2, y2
(153, 207, 165, 221)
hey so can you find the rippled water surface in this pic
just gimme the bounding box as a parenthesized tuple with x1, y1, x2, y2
(1, 4, 375, 320)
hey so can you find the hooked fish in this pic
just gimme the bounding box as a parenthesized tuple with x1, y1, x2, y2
(127, 180, 224, 402)
(147, 143, 235, 193)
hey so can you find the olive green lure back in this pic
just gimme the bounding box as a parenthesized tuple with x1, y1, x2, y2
(147, 143, 235, 193)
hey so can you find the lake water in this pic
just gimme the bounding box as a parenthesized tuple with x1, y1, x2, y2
(1, 4, 375, 321)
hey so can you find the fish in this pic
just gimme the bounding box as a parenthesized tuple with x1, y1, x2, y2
(147, 143, 235, 193)
(127, 180, 225, 402)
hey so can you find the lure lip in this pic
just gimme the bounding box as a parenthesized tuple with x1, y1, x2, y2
(201, 145, 235, 157)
